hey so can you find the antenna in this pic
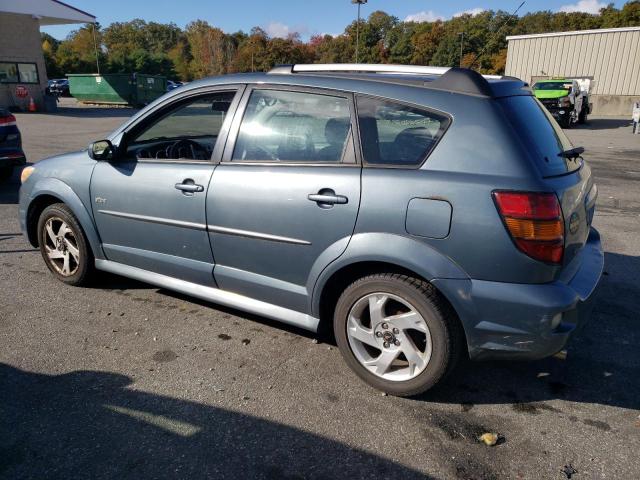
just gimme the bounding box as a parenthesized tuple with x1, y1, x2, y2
(468, 1, 525, 70)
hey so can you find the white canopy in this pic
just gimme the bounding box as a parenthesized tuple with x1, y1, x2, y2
(0, 0, 95, 25)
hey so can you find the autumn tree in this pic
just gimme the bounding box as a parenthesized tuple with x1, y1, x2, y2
(43, 1, 640, 79)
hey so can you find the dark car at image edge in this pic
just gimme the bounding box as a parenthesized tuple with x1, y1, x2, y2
(0, 107, 26, 182)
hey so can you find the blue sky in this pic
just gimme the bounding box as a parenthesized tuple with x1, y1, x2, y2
(43, 0, 626, 40)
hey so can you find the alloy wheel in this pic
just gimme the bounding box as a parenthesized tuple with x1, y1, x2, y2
(43, 216, 80, 277)
(346, 292, 432, 382)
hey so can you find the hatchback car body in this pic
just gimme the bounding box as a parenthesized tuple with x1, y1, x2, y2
(19, 65, 603, 396)
(0, 107, 26, 182)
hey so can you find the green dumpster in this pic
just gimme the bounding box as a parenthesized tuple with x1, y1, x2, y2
(67, 73, 167, 106)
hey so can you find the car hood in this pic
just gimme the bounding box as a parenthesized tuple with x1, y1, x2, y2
(534, 90, 569, 99)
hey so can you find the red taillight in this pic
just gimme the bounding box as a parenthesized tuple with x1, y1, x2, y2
(0, 114, 16, 126)
(493, 191, 564, 264)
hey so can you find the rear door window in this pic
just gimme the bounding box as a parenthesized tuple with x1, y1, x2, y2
(232, 89, 352, 163)
(500, 96, 580, 177)
(356, 95, 450, 167)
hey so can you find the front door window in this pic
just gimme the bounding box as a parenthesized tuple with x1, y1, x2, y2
(126, 91, 236, 161)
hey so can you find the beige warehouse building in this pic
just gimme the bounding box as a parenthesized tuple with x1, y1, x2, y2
(0, 0, 94, 111)
(505, 26, 640, 116)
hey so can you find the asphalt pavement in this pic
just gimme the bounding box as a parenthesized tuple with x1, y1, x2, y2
(1, 100, 639, 479)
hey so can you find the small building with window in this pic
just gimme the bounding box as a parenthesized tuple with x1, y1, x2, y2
(0, 0, 94, 110)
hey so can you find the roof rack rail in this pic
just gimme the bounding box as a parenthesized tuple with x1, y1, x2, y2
(268, 64, 515, 98)
(269, 63, 502, 80)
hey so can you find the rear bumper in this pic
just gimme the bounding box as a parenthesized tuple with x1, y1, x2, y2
(433, 227, 604, 360)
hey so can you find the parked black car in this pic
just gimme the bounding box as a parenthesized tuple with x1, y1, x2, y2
(0, 107, 26, 182)
(50, 79, 71, 97)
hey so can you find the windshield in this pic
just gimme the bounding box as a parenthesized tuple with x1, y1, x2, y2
(533, 82, 572, 93)
(500, 96, 581, 177)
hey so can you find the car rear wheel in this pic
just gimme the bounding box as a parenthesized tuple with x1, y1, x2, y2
(37, 203, 94, 286)
(0, 166, 12, 182)
(334, 273, 462, 397)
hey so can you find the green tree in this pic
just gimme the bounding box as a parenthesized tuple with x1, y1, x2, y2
(41, 1, 640, 80)
(42, 33, 63, 78)
(55, 23, 105, 75)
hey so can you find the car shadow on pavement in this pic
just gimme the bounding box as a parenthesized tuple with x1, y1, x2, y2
(424, 251, 640, 413)
(158, 288, 320, 341)
(0, 364, 429, 479)
(573, 118, 632, 130)
(94, 250, 640, 414)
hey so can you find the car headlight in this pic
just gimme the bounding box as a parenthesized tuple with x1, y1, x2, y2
(20, 166, 35, 184)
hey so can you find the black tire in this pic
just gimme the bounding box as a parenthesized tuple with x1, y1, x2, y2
(0, 166, 12, 182)
(37, 203, 94, 286)
(333, 273, 463, 397)
(560, 115, 572, 129)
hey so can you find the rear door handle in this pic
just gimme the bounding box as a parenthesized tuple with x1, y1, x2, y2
(308, 189, 348, 208)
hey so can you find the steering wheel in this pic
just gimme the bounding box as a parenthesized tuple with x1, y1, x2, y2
(166, 139, 207, 160)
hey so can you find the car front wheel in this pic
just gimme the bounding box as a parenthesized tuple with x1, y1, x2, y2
(37, 203, 94, 286)
(334, 273, 462, 397)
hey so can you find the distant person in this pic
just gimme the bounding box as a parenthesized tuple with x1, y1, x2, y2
(633, 101, 640, 134)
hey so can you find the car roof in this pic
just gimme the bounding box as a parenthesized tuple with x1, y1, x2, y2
(182, 66, 531, 100)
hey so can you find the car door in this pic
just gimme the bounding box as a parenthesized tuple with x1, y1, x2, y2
(91, 87, 243, 286)
(207, 86, 361, 313)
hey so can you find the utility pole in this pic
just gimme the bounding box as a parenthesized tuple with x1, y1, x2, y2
(352, 0, 367, 63)
(92, 22, 101, 74)
(458, 31, 464, 67)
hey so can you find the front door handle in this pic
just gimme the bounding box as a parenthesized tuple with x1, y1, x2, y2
(308, 189, 348, 208)
(175, 179, 204, 195)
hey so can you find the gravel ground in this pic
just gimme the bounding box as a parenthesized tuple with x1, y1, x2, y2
(1, 100, 639, 479)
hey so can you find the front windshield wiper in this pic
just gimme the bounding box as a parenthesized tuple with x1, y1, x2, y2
(558, 146, 585, 159)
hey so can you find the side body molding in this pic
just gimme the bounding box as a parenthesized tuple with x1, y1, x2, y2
(22, 177, 105, 259)
(310, 232, 469, 318)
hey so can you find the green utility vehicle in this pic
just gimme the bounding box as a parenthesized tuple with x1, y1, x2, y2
(532, 78, 591, 128)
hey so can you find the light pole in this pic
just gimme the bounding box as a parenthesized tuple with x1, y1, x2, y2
(458, 31, 464, 67)
(352, 0, 367, 63)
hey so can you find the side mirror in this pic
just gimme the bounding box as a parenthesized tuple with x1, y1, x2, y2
(88, 139, 115, 161)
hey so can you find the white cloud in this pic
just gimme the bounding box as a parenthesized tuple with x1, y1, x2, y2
(404, 11, 445, 23)
(265, 22, 291, 38)
(558, 0, 607, 14)
(405, 7, 486, 23)
(453, 7, 486, 17)
(264, 22, 309, 39)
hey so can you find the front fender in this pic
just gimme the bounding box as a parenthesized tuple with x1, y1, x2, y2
(310, 232, 469, 317)
(20, 177, 105, 259)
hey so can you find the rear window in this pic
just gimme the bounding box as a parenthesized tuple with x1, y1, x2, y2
(356, 95, 449, 167)
(500, 96, 580, 177)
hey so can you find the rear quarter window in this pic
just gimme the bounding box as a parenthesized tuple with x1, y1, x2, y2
(500, 96, 580, 177)
(356, 95, 450, 167)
